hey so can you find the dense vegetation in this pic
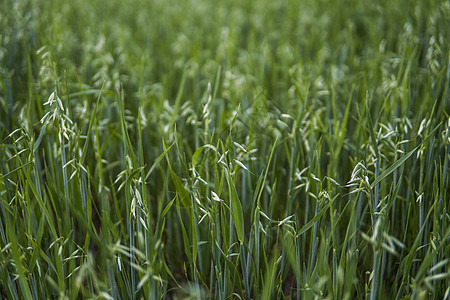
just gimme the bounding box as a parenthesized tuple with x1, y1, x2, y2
(0, 0, 448, 299)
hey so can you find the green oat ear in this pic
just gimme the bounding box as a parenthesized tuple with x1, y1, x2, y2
(371, 123, 441, 189)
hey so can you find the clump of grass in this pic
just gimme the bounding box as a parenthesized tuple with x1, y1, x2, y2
(0, 0, 449, 298)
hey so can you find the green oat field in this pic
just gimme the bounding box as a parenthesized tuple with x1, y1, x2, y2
(0, 0, 449, 299)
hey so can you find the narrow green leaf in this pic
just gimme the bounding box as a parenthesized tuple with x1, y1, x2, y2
(296, 202, 331, 237)
(145, 141, 175, 180)
(161, 196, 176, 218)
(33, 116, 49, 152)
(170, 169, 190, 208)
(79, 83, 104, 164)
(224, 170, 244, 242)
(192, 144, 217, 167)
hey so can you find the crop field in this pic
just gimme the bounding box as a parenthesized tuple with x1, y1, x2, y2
(0, 0, 449, 299)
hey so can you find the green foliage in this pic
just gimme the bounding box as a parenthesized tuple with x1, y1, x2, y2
(0, 0, 449, 298)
